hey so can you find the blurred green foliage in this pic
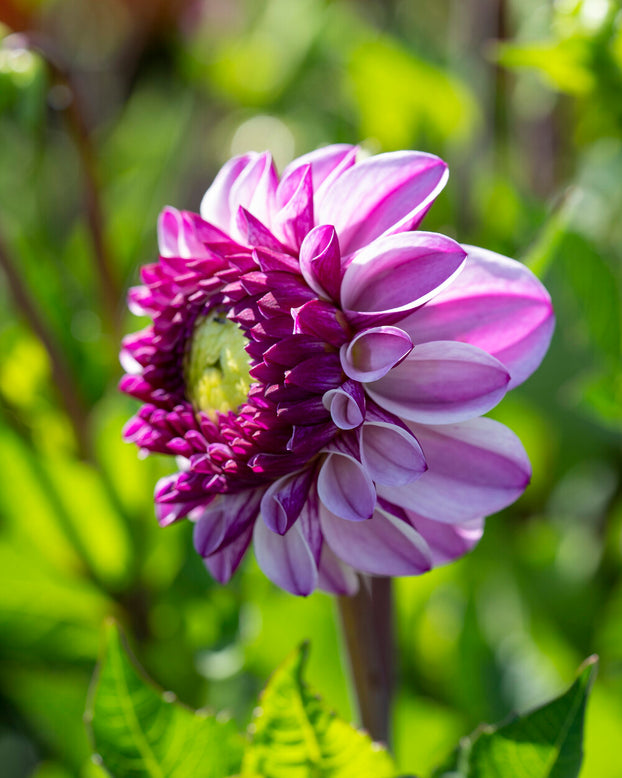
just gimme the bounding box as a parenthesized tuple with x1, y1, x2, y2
(0, 0, 620, 776)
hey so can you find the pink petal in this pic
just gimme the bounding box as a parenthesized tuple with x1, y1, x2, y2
(299, 225, 342, 301)
(199, 154, 256, 231)
(377, 417, 531, 523)
(340, 233, 466, 325)
(282, 144, 358, 200)
(260, 468, 314, 535)
(322, 380, 365, 429)
(340, 326, 413, 382)
(253, 519, 318, 596)
(367, 341, 510, 424)
(320, 506, 432, 576)
(157, 207, 212, 259)
(317, 151, 448, 255)
(275, 163, 314, 250)
(317, 543, 359, 596)
(317, 443, 376, 521)
(399, 245, 555, 388)
(360, 421, 427, 486)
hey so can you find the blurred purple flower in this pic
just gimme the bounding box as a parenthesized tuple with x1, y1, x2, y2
(120, 145, 554, 595)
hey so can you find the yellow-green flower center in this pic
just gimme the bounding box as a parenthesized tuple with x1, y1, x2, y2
(184, 313, 251, 419)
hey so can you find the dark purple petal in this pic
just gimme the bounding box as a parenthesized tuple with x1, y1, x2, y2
(299, 225, 342, 301)
(377, 417, 531, 523)
(204, 523, 254, 584)
(317, 151, 448, 254)
(260, 467, 315, 535)
(292, 299, 349, 346)
(340, 326, 413, 382)
(285, 353, 343, 392)
(194, 489, 261, 556)
(253, 519, 318, 596)
(320, 506, 432, 576)
(367, 341, 510, 424)
(399, 245, 555, 389)
(340, 232, 466, 325)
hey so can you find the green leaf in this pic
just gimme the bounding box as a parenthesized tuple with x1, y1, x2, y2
(241, 643, 397, 778)
(433, 656, 597, 778)
(86, 620, 244, 778)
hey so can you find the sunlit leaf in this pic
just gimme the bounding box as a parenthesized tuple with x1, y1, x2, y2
(241, 643, 396, 778)
(495, 40, 594, 95)
(433, 656, 597, 778)
(86, 621, 244, 778)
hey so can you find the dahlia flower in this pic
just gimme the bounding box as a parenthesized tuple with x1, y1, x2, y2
(120, 145, 553, 596)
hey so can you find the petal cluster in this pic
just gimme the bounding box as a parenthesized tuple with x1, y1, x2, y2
(120, 146, 554, 596)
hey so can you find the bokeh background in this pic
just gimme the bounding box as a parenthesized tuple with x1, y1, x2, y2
(0, 0, 621, 776)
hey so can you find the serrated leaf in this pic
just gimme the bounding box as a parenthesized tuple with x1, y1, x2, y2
(432, 657, 597, 778)
(241, 643, 397, 778)
(86, 621, 243, 778)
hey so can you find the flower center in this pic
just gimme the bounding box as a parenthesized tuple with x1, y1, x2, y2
(184, 312, 251, 418)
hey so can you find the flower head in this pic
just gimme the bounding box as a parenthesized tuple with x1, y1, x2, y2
(120, 145, 554, 595)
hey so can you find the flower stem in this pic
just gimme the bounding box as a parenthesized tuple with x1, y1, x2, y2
(337, 575, 394, 746)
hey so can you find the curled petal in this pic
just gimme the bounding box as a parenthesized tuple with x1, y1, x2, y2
(253, 519, 318, 596)
(341, 232, 466, 325)
(360, 421, 427, 486)
(299, 225, 342, 300)
(204, 524, 254, 584)
(260, 468, 314, 536)
(378, 417, 531, 523)
(322, 380, 365, 430)
(367, 341, 510, 424)
(340, 326, 413, 382)
(317, 445, 376, 521)
(320, 506, 432, 576)
(317, 151, 448, 254)
(399, 245, 555, 388)
(317, 543, 359, 596)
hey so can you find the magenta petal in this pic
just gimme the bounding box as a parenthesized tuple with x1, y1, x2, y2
(276, 163, 314, 250)
(322, 380, 365, 429)
(299, 225, 342, 300)
(253, 519, 318, 596)
(282, 144, 358, 200)
(360, 421, 427, 486)
(399, 245, 555, 389)
(317, 151, 448, 254)
(292, 299, 348, 346)
(340, 232, 466, 324)
(260, 468, 314, 535)
(320, 507, 432, 576)
(341, 326, 413, 382)
(367, 341, 510, 424)
(199, 153, 256, 231)
(204, 524, 253, 584)
(317, 543, 359, 596)
(378, 417, 531, 523)
(317, 446, 376, 521)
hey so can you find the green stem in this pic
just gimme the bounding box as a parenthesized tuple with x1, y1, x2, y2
(337, 575, 394, 746)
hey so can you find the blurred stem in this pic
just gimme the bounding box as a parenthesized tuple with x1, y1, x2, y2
(0, 229, 91, 459)
(337, 576, 394, 747)
(20, 33, 121, 337)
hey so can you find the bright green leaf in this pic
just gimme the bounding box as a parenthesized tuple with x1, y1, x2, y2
(86, 620, 244, 778)
(433, 656, 597, 778)
(241, 643, 397, 778)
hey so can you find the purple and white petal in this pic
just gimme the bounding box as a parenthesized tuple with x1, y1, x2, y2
(340, 233, 466, 325)
(377, 417, 531, 523)
(194, 489, 261, 556)
(359, 421, 427, 486)
(260, 467, 314, 535)
(323, 380, 365, 430)
(367, 341, 510, 424)
(299, 225, 342, 301)
(282, 144, 358, 203)
(408, 513, 485, 566)
(340, 326, 413, 382)
(253, 518, 318, 596)
(276, 163, 314, 250)
(317, 443, 376, 522)
(320, 506, 432, 576)
(317, 151, 448, 255)
(199, 154, 256, 232)
(317, 543, 359, 596)
(398, 245, 555, 388)
(204, 523, 254, 584)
